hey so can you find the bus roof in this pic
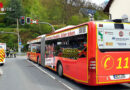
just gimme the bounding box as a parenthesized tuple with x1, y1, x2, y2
(46, 22, 88, 37)
(27, 25, 85, 44)
(55, 25, 75, 32)
(27, 37, 42, 44)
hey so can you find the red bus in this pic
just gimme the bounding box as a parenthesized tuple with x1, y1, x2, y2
(27, 20, 130, 86)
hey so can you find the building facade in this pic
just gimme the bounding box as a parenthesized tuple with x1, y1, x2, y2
(104, 0, 130, 21)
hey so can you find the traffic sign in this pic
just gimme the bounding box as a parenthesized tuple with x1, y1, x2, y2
(0, 2, 3, 8)
(19, 42, 22, 45)
(31, 19, 38, 24)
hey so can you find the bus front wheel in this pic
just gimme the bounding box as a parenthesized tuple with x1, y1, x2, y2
(58, 63, 63, 77)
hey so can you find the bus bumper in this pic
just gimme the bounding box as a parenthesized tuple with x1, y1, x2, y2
(96, 75, 130, 86)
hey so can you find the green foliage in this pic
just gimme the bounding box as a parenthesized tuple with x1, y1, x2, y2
(0, 33, 17, 48)
(6, 0, 23, 25)
(94, 10, 109, 20)
(67, 15, 90, 25)
(67, 15, 81, 25)
(0, 23, 6, 27)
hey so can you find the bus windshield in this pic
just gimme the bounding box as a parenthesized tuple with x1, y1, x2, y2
(97, 23, 130, 52)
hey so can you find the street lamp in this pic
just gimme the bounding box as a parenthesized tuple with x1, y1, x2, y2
(38, 22, 55, 32)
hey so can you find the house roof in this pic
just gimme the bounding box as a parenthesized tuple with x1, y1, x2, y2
(104, 0, 114, 12)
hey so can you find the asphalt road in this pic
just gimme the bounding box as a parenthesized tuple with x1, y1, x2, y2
(0, 56, 130, 90)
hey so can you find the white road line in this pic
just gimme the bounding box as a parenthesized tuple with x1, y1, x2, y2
(58, 81, 73, 90)
(27, 60, 73, 90)
(27, 60, 56, 79)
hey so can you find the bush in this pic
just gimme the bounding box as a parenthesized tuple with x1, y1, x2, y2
(0, 23, 6, 27)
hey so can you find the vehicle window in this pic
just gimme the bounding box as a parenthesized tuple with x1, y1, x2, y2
(45, 34, 87, 60)
(31, 44, 40, 52)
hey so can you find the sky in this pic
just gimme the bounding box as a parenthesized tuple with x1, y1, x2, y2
(86, 0, 109, 5)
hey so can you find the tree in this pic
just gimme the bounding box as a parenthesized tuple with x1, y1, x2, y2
(6, 0, 23, 25)
(67, 15, 80, 25)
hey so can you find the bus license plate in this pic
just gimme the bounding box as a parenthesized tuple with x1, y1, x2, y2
(113, 75, 125, 79)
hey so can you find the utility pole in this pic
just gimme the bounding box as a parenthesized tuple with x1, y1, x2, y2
(17, 18, 21, 54)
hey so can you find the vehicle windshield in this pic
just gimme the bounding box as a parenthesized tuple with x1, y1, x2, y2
(97, 23, 130, 52)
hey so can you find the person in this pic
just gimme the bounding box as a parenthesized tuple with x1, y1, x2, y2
(10, 49, 14, 58)
(13, 49, 17, 58)
(6, 48, 10, 58)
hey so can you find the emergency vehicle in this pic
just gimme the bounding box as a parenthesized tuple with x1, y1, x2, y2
(0, 43, 6, 65)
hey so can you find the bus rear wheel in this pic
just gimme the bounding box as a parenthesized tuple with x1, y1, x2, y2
(58, 63, 63, 77)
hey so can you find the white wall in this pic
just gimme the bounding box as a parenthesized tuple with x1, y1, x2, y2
(110, 0, 130, 21)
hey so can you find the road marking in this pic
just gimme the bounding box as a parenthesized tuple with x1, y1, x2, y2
(27, 60, 56, 79)
(27, 60, 73, 90)
(58, 81, 73, 90)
